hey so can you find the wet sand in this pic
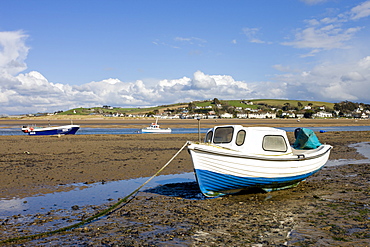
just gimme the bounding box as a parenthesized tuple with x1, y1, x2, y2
(1, 119, 370, 246)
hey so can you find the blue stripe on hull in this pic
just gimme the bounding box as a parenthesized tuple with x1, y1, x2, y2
(28, 127, 79, 135)
(195, 168, 320, 197)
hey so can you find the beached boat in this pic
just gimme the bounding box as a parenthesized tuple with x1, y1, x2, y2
(21, 124, 80, 135)
(141, 118, 171, 133)
(187, 125, 332, 197)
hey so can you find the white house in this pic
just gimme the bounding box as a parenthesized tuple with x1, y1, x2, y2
(314, 111, 333, 118)
(248, 112, 276, 119)
(220, 113, 233, 118)
(237, 113, 248, 118)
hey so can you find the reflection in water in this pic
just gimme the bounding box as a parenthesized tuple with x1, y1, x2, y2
(0, 173, 196, 216)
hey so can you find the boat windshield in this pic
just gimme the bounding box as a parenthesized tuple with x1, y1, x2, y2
(213, 126, 234, 144)
(205, 131, 213, 143)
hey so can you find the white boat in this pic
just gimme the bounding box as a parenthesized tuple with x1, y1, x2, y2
(141, 118, 171, 133)
(21, 124, 80, 135)
(187, 125, 332, 197)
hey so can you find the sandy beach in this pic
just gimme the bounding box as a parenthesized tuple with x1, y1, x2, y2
(1, 118, 369, 246)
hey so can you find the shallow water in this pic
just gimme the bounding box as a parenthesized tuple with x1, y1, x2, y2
(1, 125, 370, 136)
(0, 127, 210, 136)
(1, 142, 369, 218)
(324, 142, 370, 167)
(0, 173, 196, 217)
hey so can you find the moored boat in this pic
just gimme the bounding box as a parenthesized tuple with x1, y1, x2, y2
(141, 118, 171, 133)
(21, 124, 80, 135)
(187, 125, 332, 197)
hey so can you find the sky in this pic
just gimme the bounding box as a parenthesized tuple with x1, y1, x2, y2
(1, 0, 370, 115)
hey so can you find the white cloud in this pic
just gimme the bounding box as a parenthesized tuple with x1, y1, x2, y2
(350, 0, 370, 20)
(283, 1, 369, 56)
(174, 37, 206, 44)
(0, 30, 29, 76)
(242, 27, 271, 44)
(273, 56, 370, 102)
(300, 0, 329, 5)
(282, 25, 362, 52)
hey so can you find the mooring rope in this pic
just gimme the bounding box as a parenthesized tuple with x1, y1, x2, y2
(0, 141, 189, 244)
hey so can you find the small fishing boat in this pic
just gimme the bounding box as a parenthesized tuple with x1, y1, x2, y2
(141, 118, 171, 133)
(187, 125, 332, 197)
(21, 124, 80, 135)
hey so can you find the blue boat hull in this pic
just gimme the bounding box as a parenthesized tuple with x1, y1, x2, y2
(24, 125, 80, 136)
(194, 168, 320, 197)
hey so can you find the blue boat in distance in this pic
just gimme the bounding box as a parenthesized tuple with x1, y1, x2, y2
(21, 124, 80, 135)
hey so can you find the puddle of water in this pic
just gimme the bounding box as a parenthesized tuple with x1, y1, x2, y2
(324, 142, 370, 167)
(0, 173, 196, 217)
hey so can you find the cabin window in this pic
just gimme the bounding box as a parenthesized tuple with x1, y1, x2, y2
(213, 127, 234, 144)
(236, 130, 246, 146)
(262, 135, 287, 152)
(205, 131, 213, 143)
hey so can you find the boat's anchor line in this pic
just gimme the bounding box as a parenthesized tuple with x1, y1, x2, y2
(0, 142, 189, 244)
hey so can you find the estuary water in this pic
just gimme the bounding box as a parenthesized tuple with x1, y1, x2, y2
(1, 125, 370, 136)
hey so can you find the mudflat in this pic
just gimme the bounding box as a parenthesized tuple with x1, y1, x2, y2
(1, 119, 369, 246)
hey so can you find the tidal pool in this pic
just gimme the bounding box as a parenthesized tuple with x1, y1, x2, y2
(0, 173, 196, 217)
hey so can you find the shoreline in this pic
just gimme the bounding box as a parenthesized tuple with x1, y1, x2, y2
(1, 117, 369, 129)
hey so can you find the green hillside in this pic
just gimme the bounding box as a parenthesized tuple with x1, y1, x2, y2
(192, 99, 334, 109)
(57, 99, 336, 116)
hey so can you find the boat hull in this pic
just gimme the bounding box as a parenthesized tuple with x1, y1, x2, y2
(22, 125, 80, 136)
(188, 143, 332, 197)
(141, 128, 171, 133)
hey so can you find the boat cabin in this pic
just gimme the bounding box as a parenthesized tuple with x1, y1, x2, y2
(204, 125, 293, 155)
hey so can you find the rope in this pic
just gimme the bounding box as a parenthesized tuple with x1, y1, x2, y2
(0, 141, 189, 244)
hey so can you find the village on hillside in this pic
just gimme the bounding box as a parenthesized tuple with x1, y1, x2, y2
(4, 99, 370, 120)
(80, 99, 370, 120)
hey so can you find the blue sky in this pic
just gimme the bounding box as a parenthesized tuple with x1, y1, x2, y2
(1, 0, 370, 114)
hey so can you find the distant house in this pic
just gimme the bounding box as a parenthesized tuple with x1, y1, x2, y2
(237, 113, 248, 118)
(248, 112, 276, 119)
(220, 113, 233, 118)
(281, 112, 296, 118)
(313, 111, 333, 118)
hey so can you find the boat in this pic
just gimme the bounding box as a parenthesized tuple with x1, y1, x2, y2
(141, 118, 171, 133)
(21, 124, 80, 135)
(187, 125, 332, 197)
